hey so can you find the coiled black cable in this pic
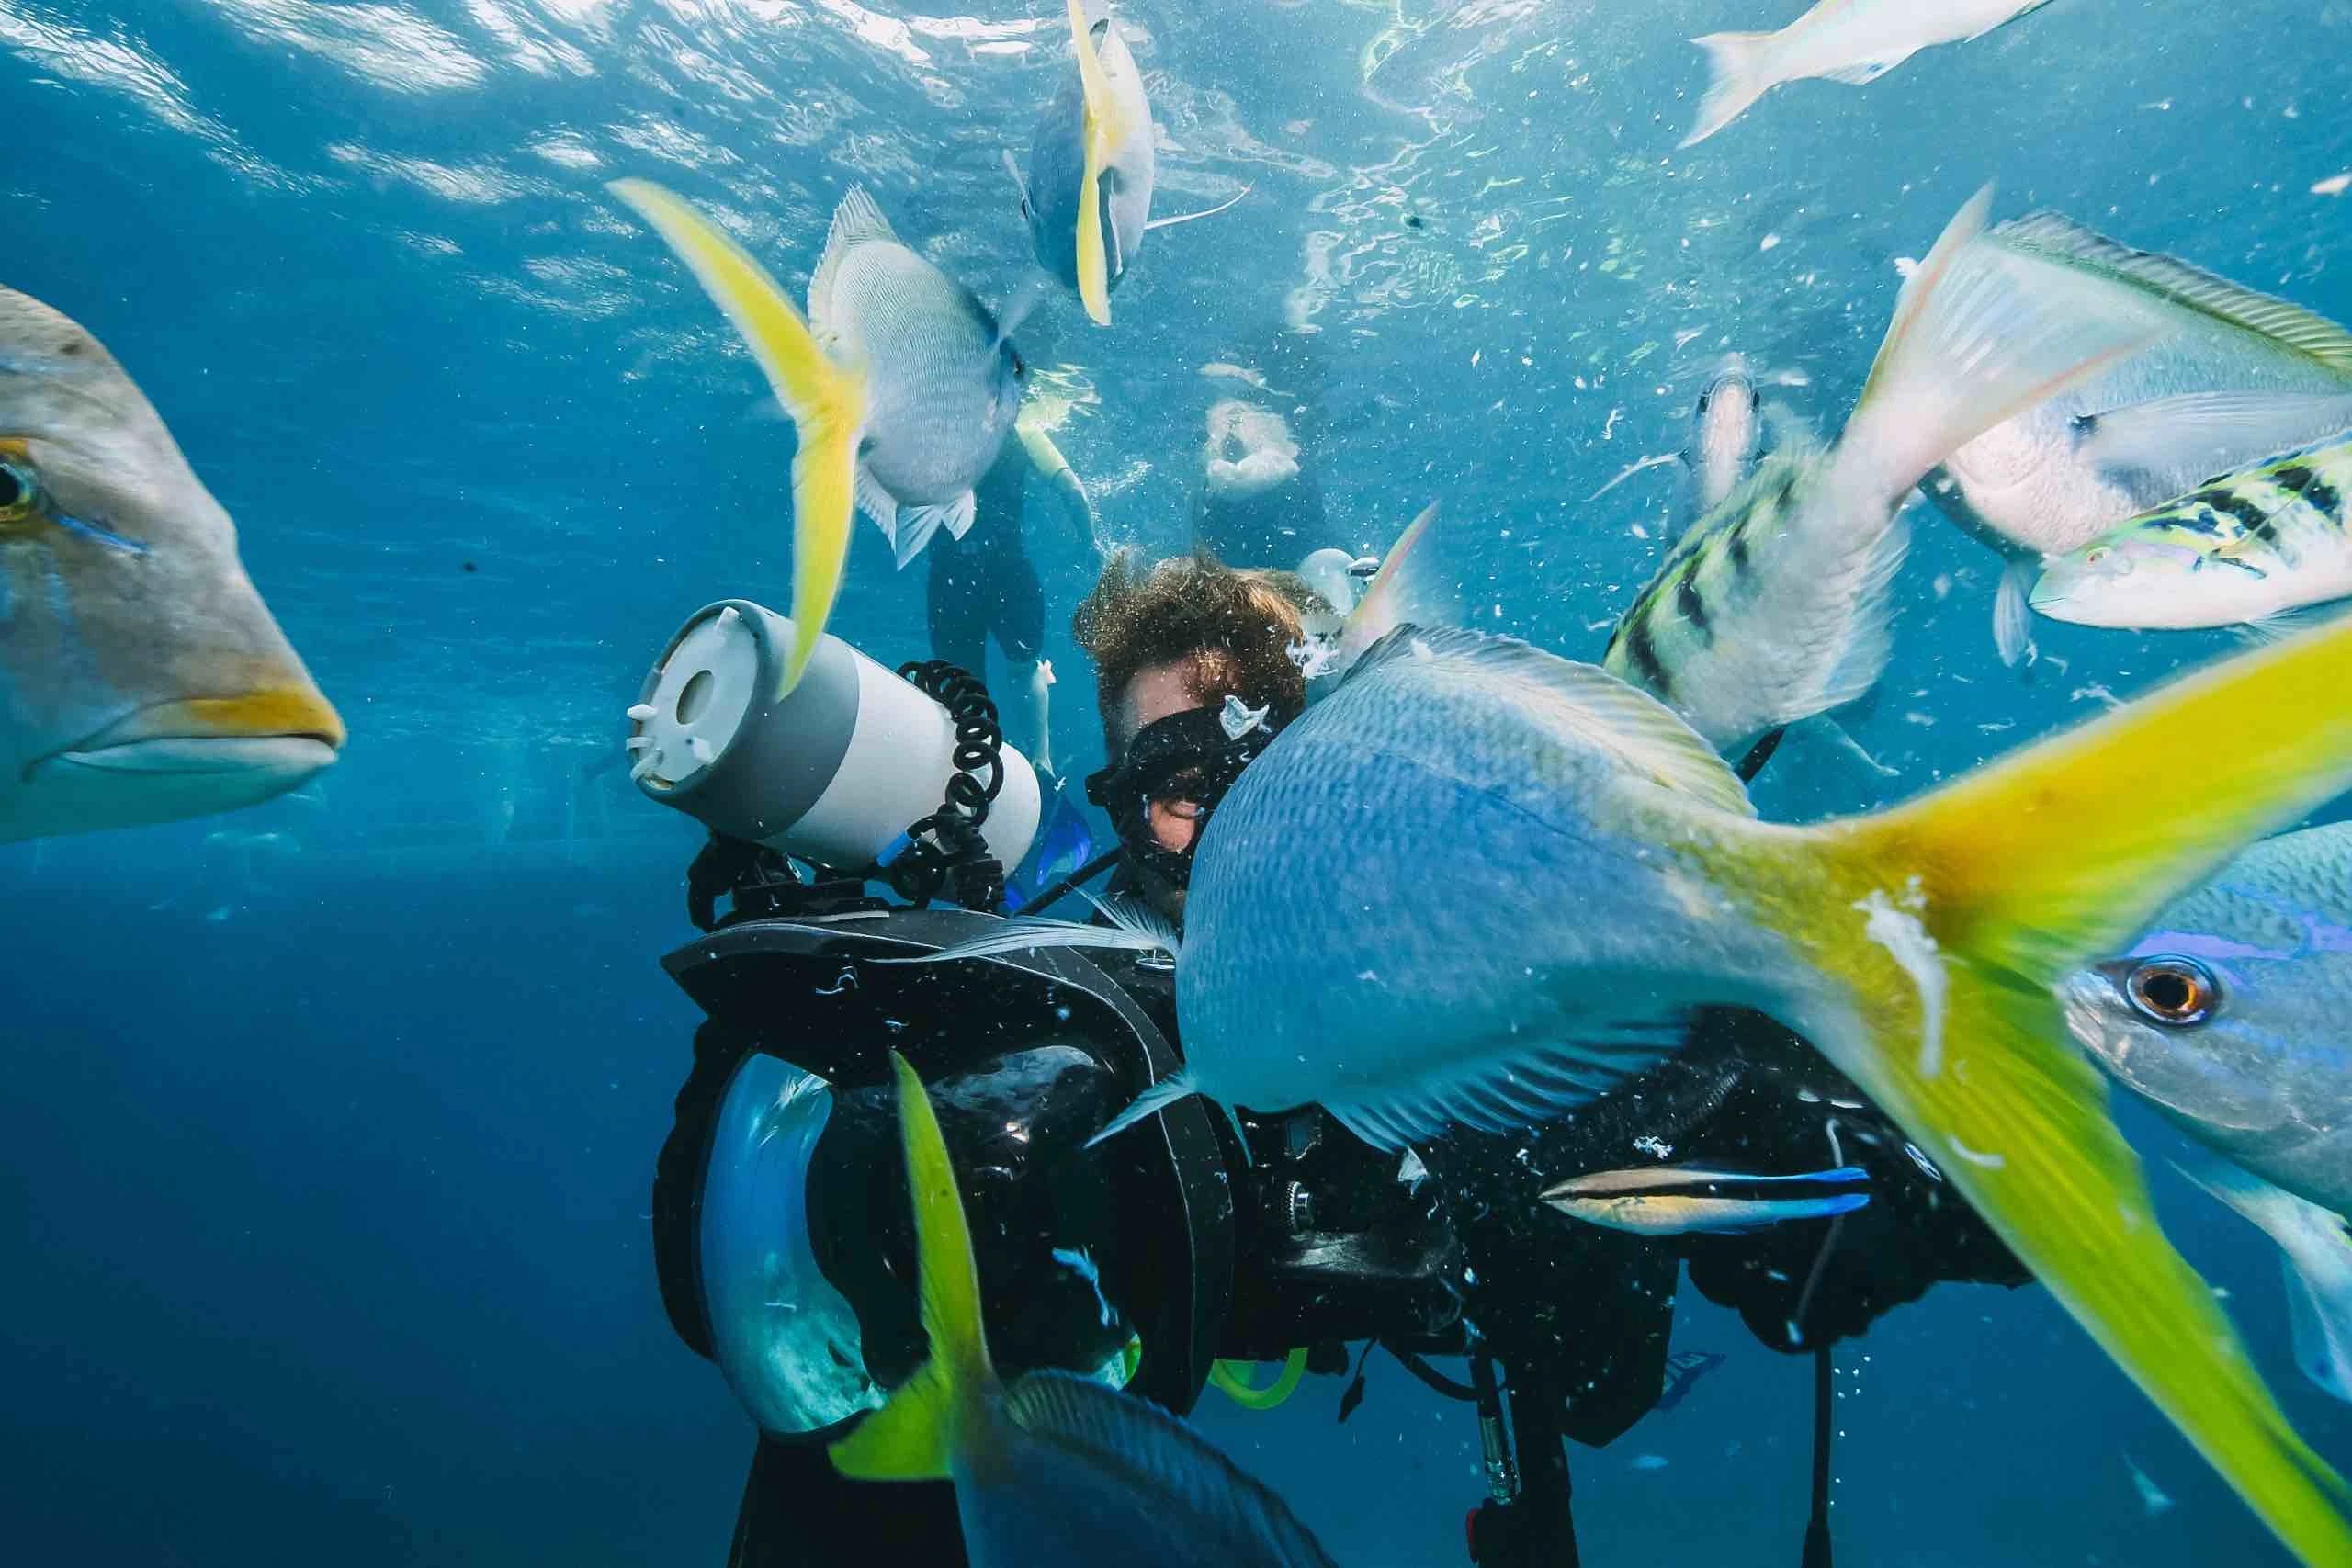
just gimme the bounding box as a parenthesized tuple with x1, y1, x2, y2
(884, 660, 1009, 909)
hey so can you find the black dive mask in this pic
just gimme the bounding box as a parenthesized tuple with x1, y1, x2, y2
(1084, 705, 1281, 891)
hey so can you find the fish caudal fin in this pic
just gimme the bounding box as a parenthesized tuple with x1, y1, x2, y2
(1835, 187, 2164, 516)
(830, 1054, 994, 1482)
(1066, 0, 1126, 325)
(609, 180, 865, 699)
(1680, 32, 1777, 148)
(1749, 619, 2352, 1564)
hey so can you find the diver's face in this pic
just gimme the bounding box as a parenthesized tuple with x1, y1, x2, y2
(1114, 660, 1209, 917)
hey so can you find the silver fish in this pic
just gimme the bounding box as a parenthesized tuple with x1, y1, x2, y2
(1605, 190, 2159, 754)
(1542, 1164, 1869, 1235)
(0, 286, 341, 843)
(2064, 821, 2352, 1214)
(1014, 0, 1246, 326)
(1926, 214, 2352, 662)
(1687, 361, 1763, 517)
(809, 187, 1025, 569)
(831, 1055, 1339, 1568)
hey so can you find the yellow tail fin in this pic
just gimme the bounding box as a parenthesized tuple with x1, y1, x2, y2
(1744, 622, 2352, 1564)
(1066, 0, 1122, 326)
(828, 1053, 995, 1482)
(607, 179, 865, 697)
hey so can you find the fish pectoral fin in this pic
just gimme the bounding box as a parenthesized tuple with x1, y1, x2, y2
(2174, 1153, 2352, 1404)
(1001, 146, 1031, 216)
(2075, 391, 2352, 485)
(1818, 52, 1916, 86)
(1996, 557, 2040, 668)
(855, 465, 900, 539)
(1322, 1022, 1686, 1153)
(894, 494, 977, 568)
(1145, 185, 1252, 232)
(2283, 1245, 2352, 1404)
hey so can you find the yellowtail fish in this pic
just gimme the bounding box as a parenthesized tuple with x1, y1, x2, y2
(1604, 188, 2158, 755)
(0, 286, 342, 843)
(1542, 1165, 1869, 1236)
(1013, 0, 1248, 325)
(1927, 214, 2352, 662)
(1682, 0, 2058, 148)
(830, 1055, 1340, 1568)
(2031, 434, 2352, 633)
(933, 601, 2352, 1562)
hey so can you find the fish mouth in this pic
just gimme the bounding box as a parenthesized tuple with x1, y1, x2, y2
(35, 689, 345, 783)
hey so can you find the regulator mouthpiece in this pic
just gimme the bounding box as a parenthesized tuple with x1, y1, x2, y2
(629, 599, 1042, 873)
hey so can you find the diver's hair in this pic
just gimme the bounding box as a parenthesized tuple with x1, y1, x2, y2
(1074, 549, 1315, 748)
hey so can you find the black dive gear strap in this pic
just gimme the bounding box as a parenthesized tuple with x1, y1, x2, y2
(1083, 704, 1280, 890)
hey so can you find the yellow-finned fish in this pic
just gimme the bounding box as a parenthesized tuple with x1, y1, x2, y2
(829, 1055, 1340, 1568)
(606, 179, 869, 698)
(0, 286, 342, 843)
(1013, 0, 1247, 326)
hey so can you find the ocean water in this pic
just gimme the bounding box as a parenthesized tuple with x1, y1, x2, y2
(5, 1, 2352, 1563)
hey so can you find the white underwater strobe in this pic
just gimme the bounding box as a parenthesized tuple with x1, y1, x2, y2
(627, 600, 1043, 873)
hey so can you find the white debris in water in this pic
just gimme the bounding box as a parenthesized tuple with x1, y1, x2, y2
(1220, 694, 1270, 739)
(1758, 233, 1781, 253)
(1630, 1454, 1670, 1472)
(1903, 1143, 1944, 1182)
(1633, 1134, 1673, 1159)
(1854, 883, 1946, 1077)
(1949, 1135, 2007, 1169)
(1397, 1149, 1430, 1193)
(1286, 637, 1337, 680)
(2072, 683, 2124, 710)
(2314, 173, 2352, 197)
(1052, 1247, 1117, 1329)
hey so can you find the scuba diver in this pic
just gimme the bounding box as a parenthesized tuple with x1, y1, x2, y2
(1191, 319, 1344, 570)
(634, 549, 2030, 1568)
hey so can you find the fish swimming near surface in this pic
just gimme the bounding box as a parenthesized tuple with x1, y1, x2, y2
(2063, 821, 2352, 1216)
(1921, 214, 2352, 662)
(607, 181, 1025, 691)
(1681, 0, 2059, 148)
(1014, 0, 1249, 325)
(1604, 189, 2159, 757)
(2030, 433, 2352, 635)
(0, 285, 342, 843)
(829, 1054, 1341, 1568)
(918, 602, 2352, 1560)
(1542, 1164, 1869, 1236)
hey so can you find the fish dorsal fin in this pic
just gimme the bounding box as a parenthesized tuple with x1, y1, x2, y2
(1996, 212, 2352, 373)
(810, 186, 900, 334)
(1344, 627, 1756, 818)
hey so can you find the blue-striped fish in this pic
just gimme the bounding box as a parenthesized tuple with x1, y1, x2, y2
(1542, 1164, 1869, 1235)
(831, 1055, 1340, 1568)
(2031, 434, 2352, 632)
(0, 285, 342, 843)
(1603, 188, 2158, 754)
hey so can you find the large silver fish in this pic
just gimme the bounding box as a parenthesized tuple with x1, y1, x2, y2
(831, 1055, 1340, 1568)
(811, 187, 1025, 569)
(1014, 0, 1246, 326)
(0, 286, 341, 843)
(1604, 190, 2157, 755)
(2064, 822, 2352, 1214)
(1925, 214, 2352, 662)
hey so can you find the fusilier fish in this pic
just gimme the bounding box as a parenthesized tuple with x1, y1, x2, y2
(1682, 1, 2059, 148)
(1542, 1164, 1869, 1235)
(944, 609, 2352, 1563)
(1924, 214, 2352, 661)
(1014, 0, 1247, 326)
(830, 1055, 1341, 1568)
(1605, 190, 2156, 755)
(608, 182, 1025, 698)
(2030, 434, 2352, 633)
(0, 286, 343, 843)
(2063, 822, 2352, 1214)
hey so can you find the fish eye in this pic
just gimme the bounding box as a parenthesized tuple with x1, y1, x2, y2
(2123, 957, 2218, 1027)
(0, 457, 42, 522)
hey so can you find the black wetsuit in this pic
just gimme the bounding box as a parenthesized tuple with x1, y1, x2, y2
(927, 444, 1045, 678)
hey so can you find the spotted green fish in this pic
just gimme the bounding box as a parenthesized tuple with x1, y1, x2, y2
(1605, 188, 2160, 755)
(2030, 434, 2352, 632)
(1, 285, 342, 843)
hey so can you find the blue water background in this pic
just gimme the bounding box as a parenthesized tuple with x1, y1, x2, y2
(6, 1, 2352, 1562)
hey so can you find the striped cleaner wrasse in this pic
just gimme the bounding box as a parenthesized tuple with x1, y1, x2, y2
(1542, 1164, 1869, 1235)
(2033, 434, 2352, 632)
